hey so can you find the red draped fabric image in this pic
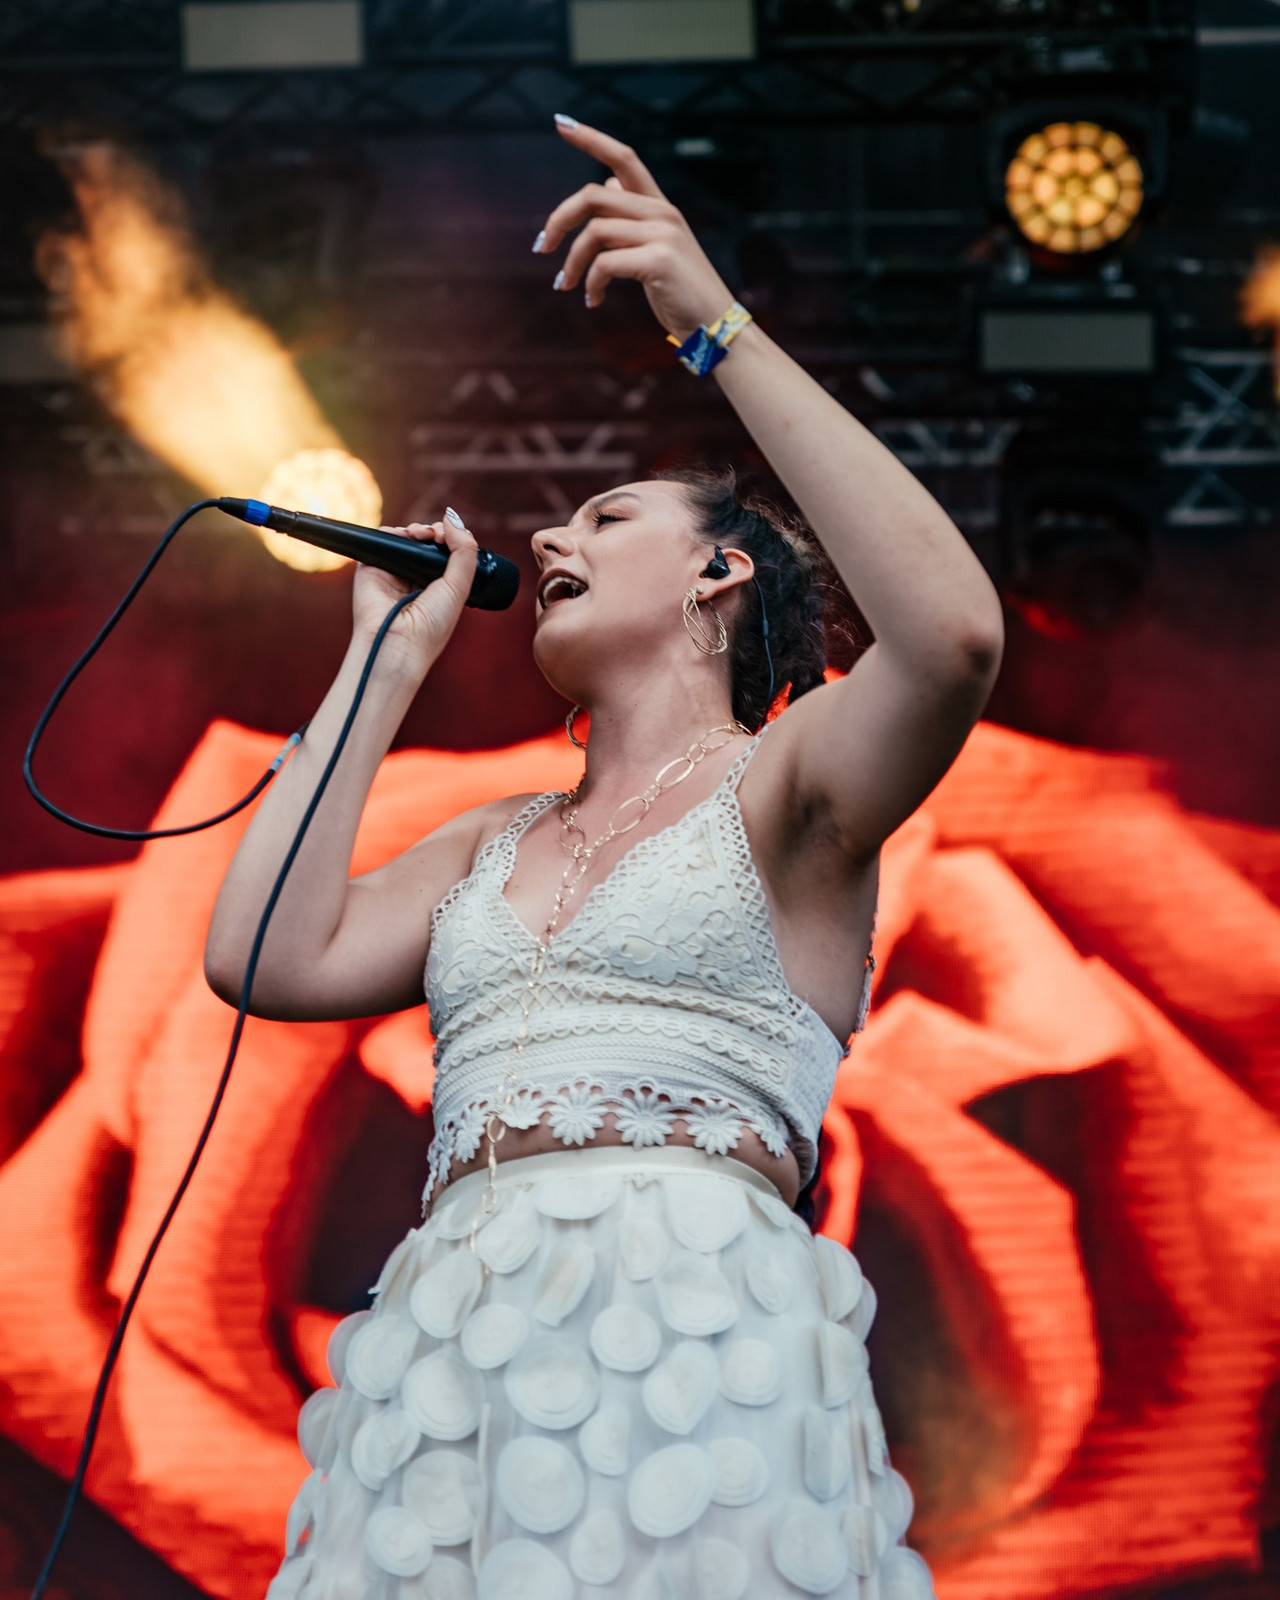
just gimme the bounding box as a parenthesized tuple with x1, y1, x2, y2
(0, 713, 1276, 1597)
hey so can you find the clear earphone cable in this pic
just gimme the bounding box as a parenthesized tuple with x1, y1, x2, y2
(753, 574, 775, 720)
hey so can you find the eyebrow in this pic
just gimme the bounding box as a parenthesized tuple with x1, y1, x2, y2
(575, 490, 644, 523)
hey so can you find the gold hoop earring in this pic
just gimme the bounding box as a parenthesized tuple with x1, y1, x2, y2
(566, 705, 588, 750)
(682, 586, 728, 656)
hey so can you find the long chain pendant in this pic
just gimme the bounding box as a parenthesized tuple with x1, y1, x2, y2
(439, 720, 751, 1229)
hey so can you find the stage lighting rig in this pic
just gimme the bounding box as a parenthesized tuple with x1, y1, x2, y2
(1003, 121, 1143, 256)
(985, 99, 1168, 270)
(974, 95, 1167, 394)
(182, 1, 364, 70)
(568, 0, 755, 63)
(977, 294, 1159, 378)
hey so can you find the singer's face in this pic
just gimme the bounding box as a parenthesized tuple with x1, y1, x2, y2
(529, 480, 709, 698)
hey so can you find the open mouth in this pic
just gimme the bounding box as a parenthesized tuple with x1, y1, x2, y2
(538, 571, 589, 608)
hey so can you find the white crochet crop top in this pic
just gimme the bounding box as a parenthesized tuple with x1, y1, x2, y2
(422, 729, 876, 1199)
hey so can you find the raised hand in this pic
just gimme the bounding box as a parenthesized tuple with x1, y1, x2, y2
(534, 116, 735, 343)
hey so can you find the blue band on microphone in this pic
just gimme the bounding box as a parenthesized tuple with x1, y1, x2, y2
(244, 498, 271, 526)
(268, 727, 306, 773)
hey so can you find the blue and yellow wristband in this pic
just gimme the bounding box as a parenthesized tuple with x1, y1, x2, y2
(666, 301, 754, 377)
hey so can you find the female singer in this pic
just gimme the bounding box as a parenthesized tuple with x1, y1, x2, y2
(206, 115, 1004, 1600)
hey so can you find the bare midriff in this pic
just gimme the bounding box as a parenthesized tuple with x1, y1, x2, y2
(423, 1104, 802, 1216)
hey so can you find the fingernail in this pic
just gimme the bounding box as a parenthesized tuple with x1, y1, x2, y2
(532, 229, 546, 253)
(444, 506, 465, 528)
(553, 270, 565, 291)
(584, 288, 593, 308)
(554, 113, 579, 129)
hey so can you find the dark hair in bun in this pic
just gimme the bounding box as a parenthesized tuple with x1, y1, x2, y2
(652, 464, 831, 731)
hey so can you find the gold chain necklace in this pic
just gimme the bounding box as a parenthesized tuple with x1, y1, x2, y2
(453, 719, 751, 1226)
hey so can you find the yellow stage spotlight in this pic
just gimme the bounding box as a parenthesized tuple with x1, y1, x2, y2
(37, 140, 384, 570)
(255, 449, 382, 572)
(1005, 121, 1144, 255)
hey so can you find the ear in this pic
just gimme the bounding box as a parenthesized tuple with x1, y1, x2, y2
(691, 545, 754, 601)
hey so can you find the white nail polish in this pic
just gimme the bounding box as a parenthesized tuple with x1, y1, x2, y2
(532, 229, 547, 253)
(553, 270, 565, 291)
(584, 289, 593, 308)
(554, 113, 579, 129)
(444, 506, 465, 528)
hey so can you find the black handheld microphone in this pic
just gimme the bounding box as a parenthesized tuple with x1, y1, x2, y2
(216, 497, 521, 611)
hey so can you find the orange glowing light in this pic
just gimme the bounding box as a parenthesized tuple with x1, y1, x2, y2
(255, 448, 383, 572)
(1241, 245, 1280, 396)
(36, 141, 382, 567)
(1004, 121, 1144, 255)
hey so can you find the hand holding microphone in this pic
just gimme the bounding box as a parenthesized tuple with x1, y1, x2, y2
(216, 497, 520, 609)
(216, 495, 521, 675)
(358, 509, 481, 671)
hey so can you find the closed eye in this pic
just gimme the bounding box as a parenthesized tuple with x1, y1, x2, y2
(592, 509, 623, 526)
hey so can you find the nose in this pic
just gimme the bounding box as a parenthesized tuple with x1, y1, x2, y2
(531, 524, 574, 565)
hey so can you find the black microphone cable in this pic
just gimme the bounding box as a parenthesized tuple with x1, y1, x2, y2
(25, 499, 308, 840)
(22, 498, 422, 1598)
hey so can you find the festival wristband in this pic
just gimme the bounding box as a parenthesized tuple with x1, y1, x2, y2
(666, 300, 754, 377)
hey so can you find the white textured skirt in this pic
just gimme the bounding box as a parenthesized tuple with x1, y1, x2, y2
(267, 1144, 936, 1600)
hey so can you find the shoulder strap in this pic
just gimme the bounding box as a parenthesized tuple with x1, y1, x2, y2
(722, 722, 775, 795)
(433, 790, 563, 931)
(510, 789, 564, 836)
(473, 790, 560, 878)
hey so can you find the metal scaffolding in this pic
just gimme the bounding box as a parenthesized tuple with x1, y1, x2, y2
(0, 0, 1195, 135)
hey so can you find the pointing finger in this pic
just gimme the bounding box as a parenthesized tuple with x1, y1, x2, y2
(551, 117, 666, 199)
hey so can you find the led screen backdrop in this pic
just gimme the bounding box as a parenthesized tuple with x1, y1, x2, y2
(0, 710, 1276, 1599)
(2, 28, 1279, 1591)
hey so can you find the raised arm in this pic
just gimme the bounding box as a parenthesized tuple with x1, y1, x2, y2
(538, 118, 1004, 863)
(708, 322, 1004, 861)
(203, 513, 498, 1021)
